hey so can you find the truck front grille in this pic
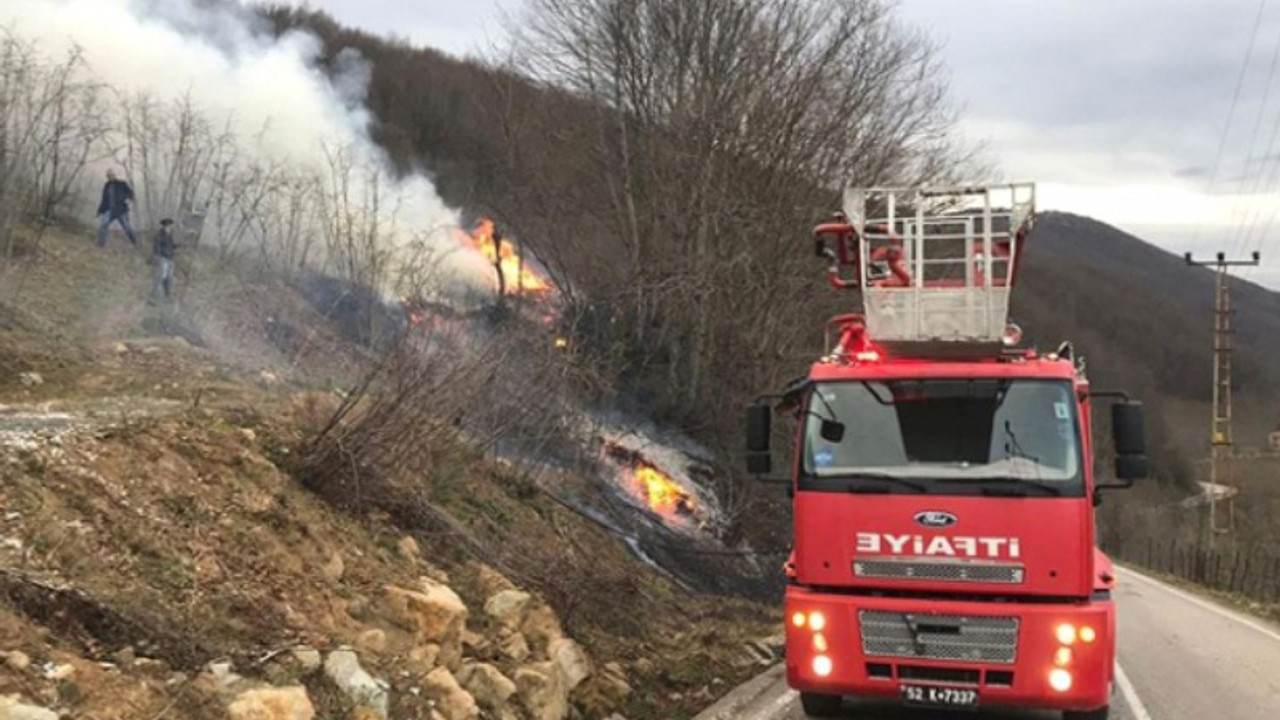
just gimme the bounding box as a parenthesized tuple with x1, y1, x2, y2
(854, 558, 1025, 584)
(859, 611, 1019, 664)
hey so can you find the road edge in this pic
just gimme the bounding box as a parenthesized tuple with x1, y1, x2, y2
(1118, 565, 1280, 643)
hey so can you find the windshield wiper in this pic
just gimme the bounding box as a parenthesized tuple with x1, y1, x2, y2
(837, 472, 930, 493)
(942, 476, 1063, 496)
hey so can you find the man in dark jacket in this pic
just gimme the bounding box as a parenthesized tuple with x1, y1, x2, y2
(96, 169, 138, 247)
(148, 218, 178, 304)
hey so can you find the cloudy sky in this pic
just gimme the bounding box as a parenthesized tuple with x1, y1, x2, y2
(294, 0, 1280, 285)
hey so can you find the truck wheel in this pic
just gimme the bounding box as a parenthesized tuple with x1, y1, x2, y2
(800, 692, 843, 717)
(1064, 707, 1109, 720)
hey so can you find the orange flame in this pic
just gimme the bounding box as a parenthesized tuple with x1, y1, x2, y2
(630, 461, 697, 519)
(468, 218, 551, 295)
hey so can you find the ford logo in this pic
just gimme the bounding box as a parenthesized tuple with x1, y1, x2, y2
(914, 511, 957, 528)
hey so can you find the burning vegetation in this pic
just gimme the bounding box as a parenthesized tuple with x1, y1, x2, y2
(603, 441, 701, 527)
(465, 218, 552, 295)
(631, 461, 698, 518)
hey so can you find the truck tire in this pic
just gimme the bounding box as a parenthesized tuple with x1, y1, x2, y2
(800, 692, 843, 717)
(1064, 707, 1110, 720)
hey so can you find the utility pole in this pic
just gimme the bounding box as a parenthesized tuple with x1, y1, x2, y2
(1184, 250, 1260, 544)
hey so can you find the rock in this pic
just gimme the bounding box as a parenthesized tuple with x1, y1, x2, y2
(385, 580, 468, 669)
(227, 686, 315, 720)
(484, 590, 532, 630)
(4, 651, 31, 671)
(497, 630, 530, 663)
(548, 638, 591, 691)
(514, 662, 569, 720)
(43, 663, 75, 681)
(111, 647, 136, 668)
(457, 663, 517, 710)
(208, 660, 243, 688)
(17, 373, 43, 387)
(346, 594, 373, 621)
(519, 604, 564, 654)
(0, 698, 59, 720)
(113, 342, 130, 355)
(572, 663, 630, 717)
(599, 663, 632, 700)
(356, 629, 387, 655)
(321, 552, 345, 583)
(397, 536, 420, 561)
(238, 428, 257, 443)
(422, 667, 479, 720)
(631, 658, 655, 677)
(291, 646, 322, 672)
(461, 629, 486, 651)
(474, 564, 517, 598)
(604, 715, 630, 720)
(324, 649, 388, 718)
(406, 644, 441, 677)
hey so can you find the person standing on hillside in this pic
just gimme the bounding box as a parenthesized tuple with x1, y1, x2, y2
(96, 169, 139, 247)
(148, 218, 179, 304)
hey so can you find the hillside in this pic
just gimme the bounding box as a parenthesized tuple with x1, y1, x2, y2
(1016, 212, 1280, 472)
(0, 225, 779, 720)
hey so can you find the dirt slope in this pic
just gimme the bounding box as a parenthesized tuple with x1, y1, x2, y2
(0, 224, 779, 720)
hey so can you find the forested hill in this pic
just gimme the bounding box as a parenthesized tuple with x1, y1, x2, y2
(260, 6, 1280, 483)
(1017, 212, 1280, 465)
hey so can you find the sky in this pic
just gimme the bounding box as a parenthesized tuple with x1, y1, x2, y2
(292, 0, 1280, 286)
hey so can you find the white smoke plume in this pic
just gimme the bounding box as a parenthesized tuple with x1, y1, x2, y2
(1, 0, 498, 294)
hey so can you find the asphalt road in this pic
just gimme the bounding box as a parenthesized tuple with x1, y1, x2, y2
(693, 568, 1280, 720)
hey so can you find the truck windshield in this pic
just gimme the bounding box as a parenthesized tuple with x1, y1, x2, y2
(802, 379, 1083, 496)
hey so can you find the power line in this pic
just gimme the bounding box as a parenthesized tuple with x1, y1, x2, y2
(1191, 0, 1269, 253)
(1229, 21, 1280, 265)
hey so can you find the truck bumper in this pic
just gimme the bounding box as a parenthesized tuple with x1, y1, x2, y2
(785, 586, 1115, 712)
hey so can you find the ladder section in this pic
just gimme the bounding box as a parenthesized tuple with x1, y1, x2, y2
(844, 184, 1035, 347)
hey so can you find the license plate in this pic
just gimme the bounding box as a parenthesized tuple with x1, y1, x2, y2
(900, 684, 979, 708)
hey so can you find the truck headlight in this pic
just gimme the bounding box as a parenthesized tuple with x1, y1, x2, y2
(813, 655, 834, 677)
(1049, 668, 1072, 692)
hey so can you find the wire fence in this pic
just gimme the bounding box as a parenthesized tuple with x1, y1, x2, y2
(1119, 536, 1280, 605)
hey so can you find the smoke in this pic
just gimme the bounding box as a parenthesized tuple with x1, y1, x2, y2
(1, 0, 497, 292)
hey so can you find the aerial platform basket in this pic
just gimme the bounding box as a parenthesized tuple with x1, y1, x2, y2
(827, 183, 1035, 354)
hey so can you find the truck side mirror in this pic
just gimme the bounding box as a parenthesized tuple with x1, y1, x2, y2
(746, 405, 773, 475)
(1111, 401, 1147, 483)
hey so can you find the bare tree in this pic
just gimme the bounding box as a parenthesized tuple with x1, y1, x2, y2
(0, 33, 107, 259)
(509, 0, 976, 422)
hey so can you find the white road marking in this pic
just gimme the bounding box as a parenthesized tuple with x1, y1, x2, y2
(1115, 663, 1153, 720)
(765, 689, 797, 717)
(1120, 566, 1280, 644)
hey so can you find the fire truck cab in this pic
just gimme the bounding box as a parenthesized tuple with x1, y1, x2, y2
(746, 185, 1147, 719)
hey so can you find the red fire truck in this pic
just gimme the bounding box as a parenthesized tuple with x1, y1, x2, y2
(745, 184, 1147, 719)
